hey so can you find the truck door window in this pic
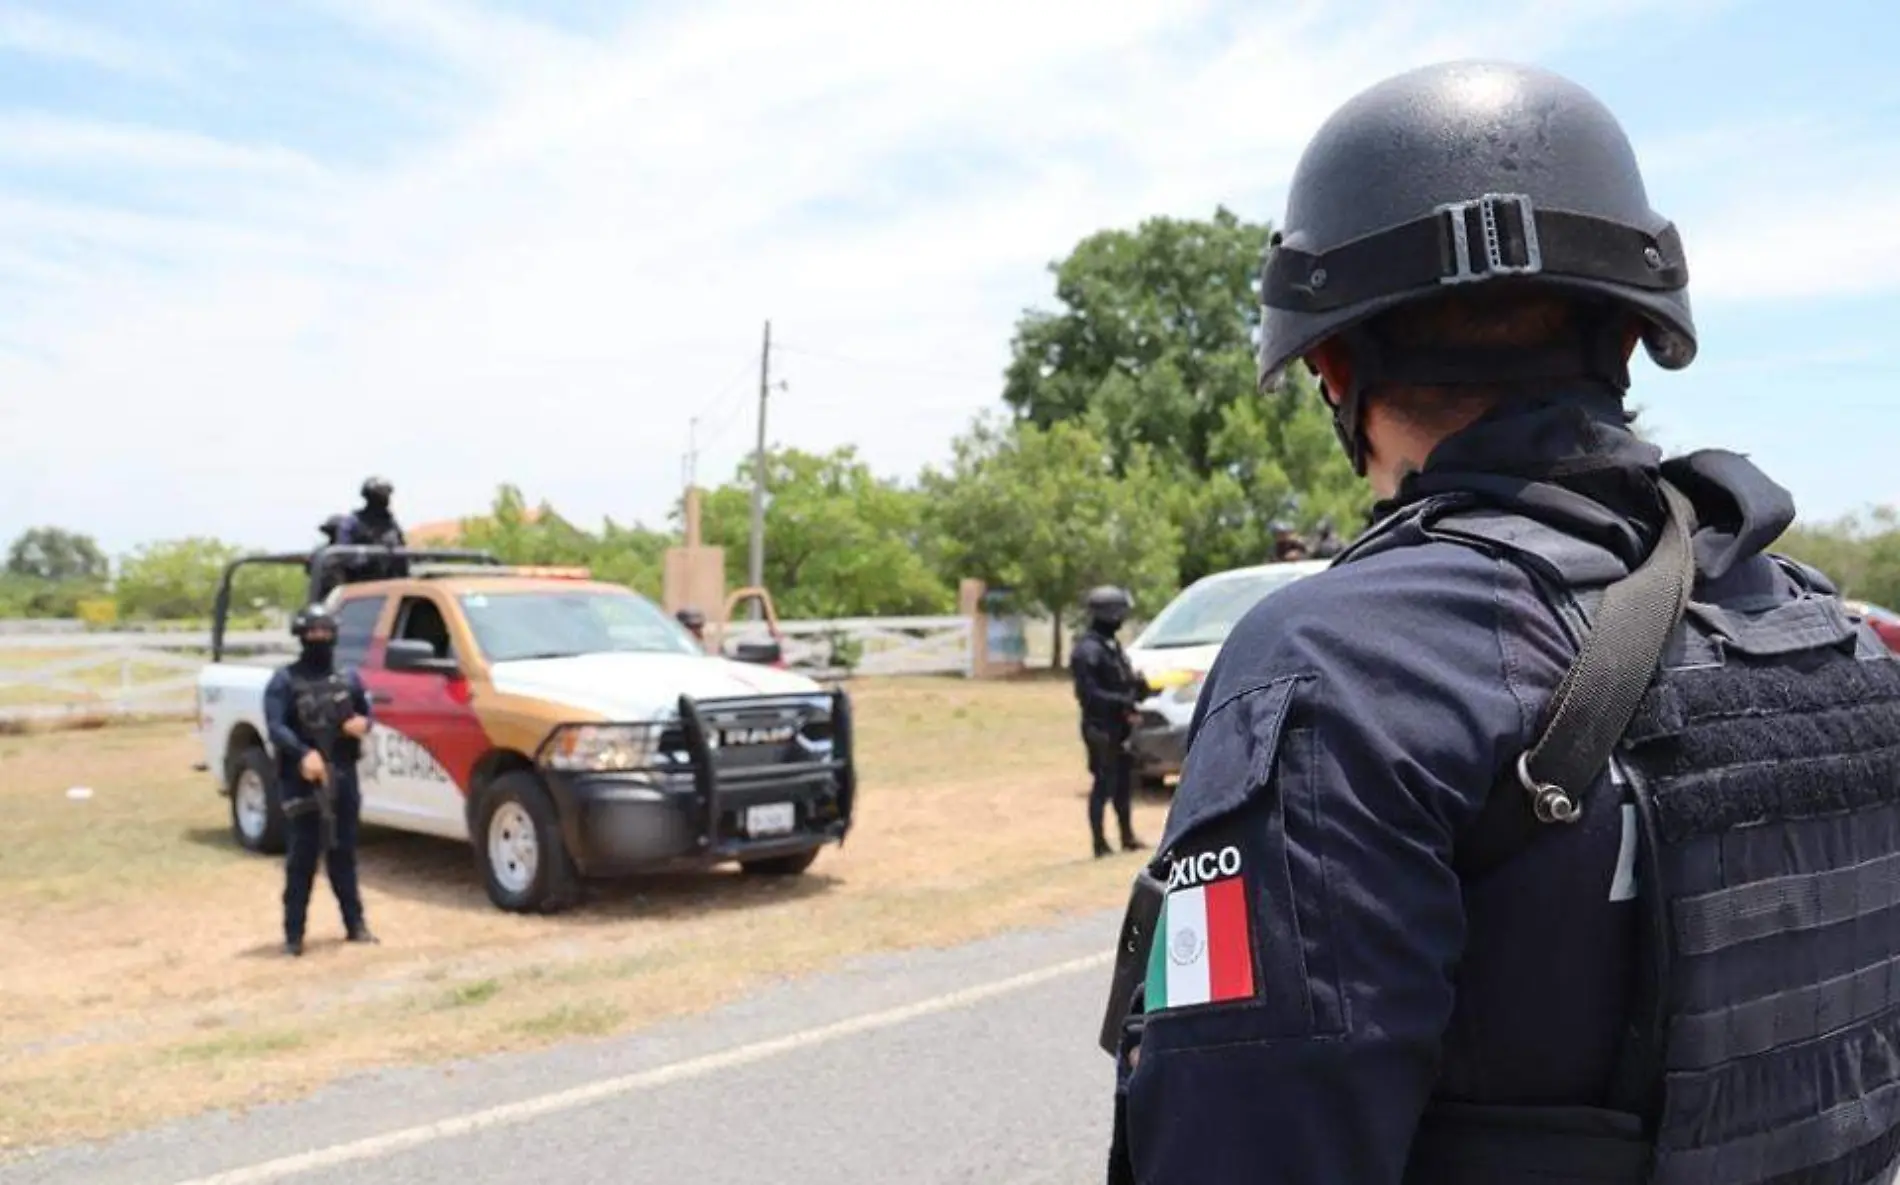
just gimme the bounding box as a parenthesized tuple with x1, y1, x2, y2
(334, 595, 386, 669)
(394, 596, 454, 660)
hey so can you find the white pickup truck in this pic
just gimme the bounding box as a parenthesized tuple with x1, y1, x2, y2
(196, 546, 856, 913)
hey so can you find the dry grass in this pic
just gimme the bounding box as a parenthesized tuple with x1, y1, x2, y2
(0, 674, 1168, 1155)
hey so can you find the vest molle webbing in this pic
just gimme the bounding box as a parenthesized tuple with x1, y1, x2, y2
(1619, 646, 1900, 1185)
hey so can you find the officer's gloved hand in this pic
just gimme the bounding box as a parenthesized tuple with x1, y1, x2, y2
(300, 751, 326, 784)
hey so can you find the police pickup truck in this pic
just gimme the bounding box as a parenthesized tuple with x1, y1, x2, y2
(195, 545, 856, 913)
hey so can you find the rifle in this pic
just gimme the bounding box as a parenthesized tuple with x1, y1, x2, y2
(292, 679, 352, 852)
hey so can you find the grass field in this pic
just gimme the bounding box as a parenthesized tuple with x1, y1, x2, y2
(0, 674, 1167, 1156)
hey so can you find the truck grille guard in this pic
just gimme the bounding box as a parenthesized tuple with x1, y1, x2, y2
(536, 690, 857, 853)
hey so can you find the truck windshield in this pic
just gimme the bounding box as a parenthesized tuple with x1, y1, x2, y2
(1133, 568, 1312, 650)
(458, 589, 704, 662)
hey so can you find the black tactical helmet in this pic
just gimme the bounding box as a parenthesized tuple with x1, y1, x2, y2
(1257, 60, 1695, 473)
(1084, 585, 1134, 626)
(362, 476, 394, 501)
(291, 603, 338, 640)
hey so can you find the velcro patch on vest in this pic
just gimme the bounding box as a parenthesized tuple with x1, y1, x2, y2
(1625, 654, 1900, 843)
(1144, 845, 1256, 1011)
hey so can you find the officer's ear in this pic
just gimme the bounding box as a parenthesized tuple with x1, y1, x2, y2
(1304, 341, 1352, 408)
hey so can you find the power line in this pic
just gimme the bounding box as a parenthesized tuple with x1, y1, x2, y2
(681, 354, 761, 490)
(772, 341, 1004, 386)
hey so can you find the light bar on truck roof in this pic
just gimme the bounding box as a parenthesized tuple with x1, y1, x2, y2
(411, 563, 594, 581)
(507, 565, 593, 579)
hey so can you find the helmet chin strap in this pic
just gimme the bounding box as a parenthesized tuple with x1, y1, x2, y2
(1318, 310, 1634, 477)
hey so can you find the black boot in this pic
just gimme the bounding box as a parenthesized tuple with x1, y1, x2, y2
(284, 937, 304, 957)
(1120, 829, 1148, 852)
(1093, 832, 1113, 859)
(346, 925, 379, 945)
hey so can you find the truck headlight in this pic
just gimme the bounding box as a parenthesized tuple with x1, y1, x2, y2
(542, 724, 660, 772)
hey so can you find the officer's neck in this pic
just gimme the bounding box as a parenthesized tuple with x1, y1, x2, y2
(1362, 402, 1484, 501)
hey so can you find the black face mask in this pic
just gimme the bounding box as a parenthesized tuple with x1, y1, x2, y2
(301, 641, 336, 668)
(364, 494, 391, 514)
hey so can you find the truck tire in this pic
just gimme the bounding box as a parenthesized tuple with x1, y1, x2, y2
(740, 848, 820, 877)
(228, 746, 286, 854)
(472, 771, 579, 914)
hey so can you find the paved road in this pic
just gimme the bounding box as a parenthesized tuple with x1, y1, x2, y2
(2, 910, 1124, 1185)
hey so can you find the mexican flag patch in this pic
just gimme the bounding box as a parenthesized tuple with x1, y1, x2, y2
(1145, 874, 1254, 1010)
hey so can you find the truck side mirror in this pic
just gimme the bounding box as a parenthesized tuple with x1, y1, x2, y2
(732, 639, 783, 666)
(386, 638, 460, 676)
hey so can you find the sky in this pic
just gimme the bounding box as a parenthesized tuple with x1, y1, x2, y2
(1, 0, 1896, 557)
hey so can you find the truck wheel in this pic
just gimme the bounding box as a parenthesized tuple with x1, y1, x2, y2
(740, 848, 820, 877)
(473, 772, 579, 914)
(228, 747, 286, 854)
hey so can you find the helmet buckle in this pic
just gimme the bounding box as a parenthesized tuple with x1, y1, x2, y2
(1435, 193, 1544, 285)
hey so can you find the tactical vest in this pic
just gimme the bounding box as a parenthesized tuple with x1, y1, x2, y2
(290, 669, 359, 767)
(1075, 630, 1140, 729)
(1334, 493, 1900, 1185)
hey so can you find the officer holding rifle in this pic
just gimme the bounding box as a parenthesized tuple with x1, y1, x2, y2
(263, 604, 378, 956)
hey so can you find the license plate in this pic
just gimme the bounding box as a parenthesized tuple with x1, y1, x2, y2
(745, 802, 796, 837)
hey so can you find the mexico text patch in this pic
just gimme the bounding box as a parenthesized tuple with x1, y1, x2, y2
(1145, 845, 1255, 1010)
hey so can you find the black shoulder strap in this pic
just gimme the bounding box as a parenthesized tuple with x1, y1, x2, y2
(1455, 479, 1699, 879)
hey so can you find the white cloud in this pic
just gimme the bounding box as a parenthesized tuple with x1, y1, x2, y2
(0, 0, 1861, 555)
(0, 6, 165, 75)
(0, 113, 333, 180)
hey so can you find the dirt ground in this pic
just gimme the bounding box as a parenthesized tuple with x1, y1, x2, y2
(0, 675, 1170, 1155)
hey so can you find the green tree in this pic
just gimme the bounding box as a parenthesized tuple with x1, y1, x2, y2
(7, 527, 108, 583)
(1776, 507, 1900, 610)
(1001, 207, 1371, 583)
(115, 538, 303, 621)
(0, 574, 95, 618)
(451, 485, 671, 598)
(922, 414, 1180, 667)
(695, 447, 954, 618)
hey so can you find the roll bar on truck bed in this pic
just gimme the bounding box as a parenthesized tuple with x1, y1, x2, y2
(209, 545, 504, 662)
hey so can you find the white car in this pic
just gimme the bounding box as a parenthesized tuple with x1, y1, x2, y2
(1124, 560, 1330, 787)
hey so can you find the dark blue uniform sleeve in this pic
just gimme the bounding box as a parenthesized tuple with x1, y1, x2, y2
(263, 668, 307, 762)
(347, 669, 372, 724)
(1123, 543, 1573, 1184)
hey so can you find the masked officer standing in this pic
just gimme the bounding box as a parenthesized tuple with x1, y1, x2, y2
(337, 477, 408, 584)
(264, 605, 378, 956)
(1105, 60, 1900, 1185)
(1072, 586, 1152, 858)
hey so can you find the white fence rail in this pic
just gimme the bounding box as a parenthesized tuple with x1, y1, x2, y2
(0, 617, 977, 724)
(723, 615, 973, 677)
(0, 631, 292, 723)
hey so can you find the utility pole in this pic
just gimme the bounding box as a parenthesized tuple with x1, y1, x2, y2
(747, 319, 770, 597)
(683, 415, 699, 496)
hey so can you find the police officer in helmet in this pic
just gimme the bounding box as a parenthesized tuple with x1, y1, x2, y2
(337, 476, 408, 584)
(1106, 61, 1900, 1185)
(675, 607, 707, 646)
(1268, 520, 1308, 562)
(264, 604, 377, 956)
(1309, 516, 1343, 559)
(1071, 585, 1152, 858)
